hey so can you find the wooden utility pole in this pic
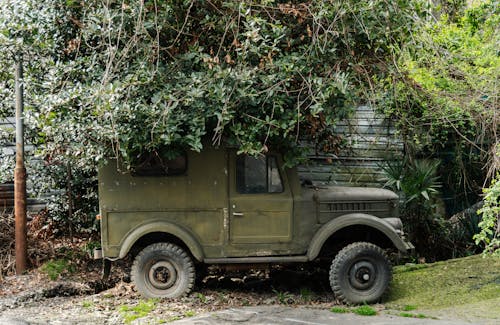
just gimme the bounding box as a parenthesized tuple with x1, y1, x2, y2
(14, 57, 27, 274)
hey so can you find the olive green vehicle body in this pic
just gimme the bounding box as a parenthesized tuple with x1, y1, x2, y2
(98, 147, 413, 264)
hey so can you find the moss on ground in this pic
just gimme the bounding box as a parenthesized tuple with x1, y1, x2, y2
(386, 255, 500, 319)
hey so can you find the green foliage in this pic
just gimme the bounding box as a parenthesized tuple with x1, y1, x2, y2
(399, 312, 430, 319)
(83, 240, 101, 257)
(0, 0, 424, 167)
(403, 1, 497, 122)
(40, 259, 74, 280)
(388, 255, 500, 314)
(382, 154, 487, 259)
(330, 305, 378, 316)
(0, 0, 99, 231)
(381, 0, 498, 189)
(382, 159, 441, 204)
(119, 299, 158, 324)
(81, 301, 94, 309)
(299, 287, 312, 302)
(38, 164, 99, 234)
(382, 158, 449, 260)
(1, 0, 497, 252)
(330, 306, 350, 313)
(353, 305, 377, 316)
(475, 172, 500, 256)
(273, 289, 294, 305)
(448, 203, 483, 257)
(403, 305, 417, 311)
(0, 0, 431, 231)
(184, 310, 196, 317)
(196, 292, 208, 304)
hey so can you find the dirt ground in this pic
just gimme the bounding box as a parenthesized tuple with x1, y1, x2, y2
(0, 260, 339, 324)
(0, 214, 498, 324)
(0, 262, 497, 325)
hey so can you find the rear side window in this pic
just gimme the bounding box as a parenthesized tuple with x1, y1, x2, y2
(236, 155, 283, 194)
(131, 151, 186, 176)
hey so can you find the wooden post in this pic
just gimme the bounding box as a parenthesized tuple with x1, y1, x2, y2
(14, 57, 27, 274)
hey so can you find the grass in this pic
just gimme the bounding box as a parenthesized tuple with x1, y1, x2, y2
(167, 316, 182, 322)
(184, 310, 196, 317)
(119, 299, 158, 324)
(81, 300, 94, 309)
(330, 305, 377, 317)
(353, 305, 377, 316)
(273, 289, 294, 305)
(399, 312, 431, 319)
(326, 255, 499, 322)
(196, 292, 208, 303)
(330, 306, 350, 313)
(300, 287, 313, 301)
(40, 259, 74, 280)
(402, 305, 417, 311)
(386, 254, 500, 320)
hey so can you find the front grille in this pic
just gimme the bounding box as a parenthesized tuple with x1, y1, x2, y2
(319, 201, 390, 215)
(324, 202, 371, 212)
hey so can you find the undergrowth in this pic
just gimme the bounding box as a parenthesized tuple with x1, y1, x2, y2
(387, 255, 500, 313)
(119, 299, 158, 324)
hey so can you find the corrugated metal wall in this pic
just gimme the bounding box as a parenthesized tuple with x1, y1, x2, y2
(0, 117, 15, 211)
(0, 117, 45, 211)
(298, 106, 404, 187)
(0, 117, 15, 156)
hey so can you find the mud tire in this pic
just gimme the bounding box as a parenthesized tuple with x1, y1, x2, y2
(131, 243, 195, 298)
(329, 242, 391, 304)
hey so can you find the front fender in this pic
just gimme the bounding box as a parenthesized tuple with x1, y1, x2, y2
(307, 213, 413, 260)
(118, 221, 204, 262)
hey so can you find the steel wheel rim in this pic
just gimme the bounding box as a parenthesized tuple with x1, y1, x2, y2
(348, 260, 376, 290)
(148, 260, 177, 290)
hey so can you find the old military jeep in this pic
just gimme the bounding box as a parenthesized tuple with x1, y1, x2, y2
(97, 147, 413, 304)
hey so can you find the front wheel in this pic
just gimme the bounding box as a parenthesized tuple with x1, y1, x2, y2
(329, 242, 391, 304)
(131, 243, 195, 298)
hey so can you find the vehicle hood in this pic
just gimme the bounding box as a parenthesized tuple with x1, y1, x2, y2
(311, 185, 399, 203)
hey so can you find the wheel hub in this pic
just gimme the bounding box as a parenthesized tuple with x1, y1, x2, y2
(148, 261, 177, 290)
(349, 260, 376, 290)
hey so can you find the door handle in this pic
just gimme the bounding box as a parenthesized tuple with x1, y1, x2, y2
(233, 212, 244, 216)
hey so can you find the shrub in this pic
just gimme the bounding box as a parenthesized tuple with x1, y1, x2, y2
(475, 173, 500, 256)
(382, 158, 450, 260)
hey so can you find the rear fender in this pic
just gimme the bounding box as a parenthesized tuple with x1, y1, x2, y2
(118, 221, 204, 262)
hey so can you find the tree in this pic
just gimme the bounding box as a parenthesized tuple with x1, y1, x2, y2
(383, 0, 499, 182)
(1, 0, 423, 171)
(2, 0, 497, 249)
(385, 0, 499, 257)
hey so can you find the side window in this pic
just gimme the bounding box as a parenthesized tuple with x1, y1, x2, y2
(131, 151, 187, 176)
(236, 155, 283, 194)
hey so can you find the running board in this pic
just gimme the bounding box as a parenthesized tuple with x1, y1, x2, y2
(204, 256, 309, 264)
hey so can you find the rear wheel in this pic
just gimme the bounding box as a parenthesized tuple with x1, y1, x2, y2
(131, 242, 195, 298)
(329, 242, 391, 304)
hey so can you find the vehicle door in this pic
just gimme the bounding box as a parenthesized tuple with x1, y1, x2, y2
(228, 152, 293, 253)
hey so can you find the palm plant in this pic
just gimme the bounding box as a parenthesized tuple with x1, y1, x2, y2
(381, 158, 441, 204)
(381, 158, 447, 260)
